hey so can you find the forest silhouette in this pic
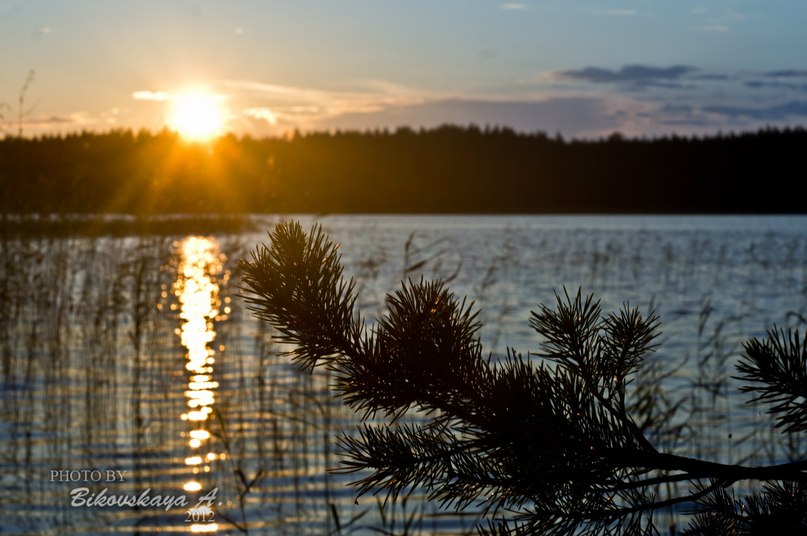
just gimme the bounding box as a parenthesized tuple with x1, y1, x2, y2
(0, 125, 804, 216)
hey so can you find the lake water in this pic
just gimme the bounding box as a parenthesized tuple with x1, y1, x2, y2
(1, 215, 806, 534)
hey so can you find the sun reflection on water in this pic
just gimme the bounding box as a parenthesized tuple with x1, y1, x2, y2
(173, 236, 227, 533)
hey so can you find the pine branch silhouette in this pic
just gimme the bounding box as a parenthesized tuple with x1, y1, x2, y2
(735, 328, 807, 433)
(239, 221, 807, 534)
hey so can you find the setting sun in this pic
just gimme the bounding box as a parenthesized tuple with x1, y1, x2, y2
(168, 91, 226, 142)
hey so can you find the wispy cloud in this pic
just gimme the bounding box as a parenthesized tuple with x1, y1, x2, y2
(23, 114, 75, 126)
(623, 97, 807, 135)
(222, 80, 309, 99)
(499, 3, 526, 11)
(738, 69, 807, 94)
(745, 80, 807, 93)
(546, 64, 807, 135)
(132, 90, 171, 101)
(695, 25, 729, 33)
(243, 107, 278, 126)
(557, 65, 696, 87)
(635, 103, 712, 128)
(605, 9, 637, 17)
(31, 26, 52, 41)
(691, 8, 743, 34)
(8, 108, 127, 136)
(690, 73, 730, 81)
(764, 70, 807, 78)
(223, 78, 438, 134)
(703, 101, 807, 121)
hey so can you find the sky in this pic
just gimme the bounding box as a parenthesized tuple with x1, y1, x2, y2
(1, 0, 807, 139)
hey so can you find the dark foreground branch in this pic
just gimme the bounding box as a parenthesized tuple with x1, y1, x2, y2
(239, 221, 807, 534)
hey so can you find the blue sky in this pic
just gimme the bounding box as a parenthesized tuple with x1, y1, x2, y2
(2, 0, 806, 138)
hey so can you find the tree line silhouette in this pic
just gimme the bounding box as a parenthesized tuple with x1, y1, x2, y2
(0, 126, 804, 215)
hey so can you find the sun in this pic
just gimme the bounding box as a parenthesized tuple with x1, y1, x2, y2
(168, 90, 226, 142)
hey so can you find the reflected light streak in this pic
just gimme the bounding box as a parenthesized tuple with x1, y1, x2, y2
(173, 236, 226, 533)
(190, 430, 211, 440)
(191, 523, 219, 533)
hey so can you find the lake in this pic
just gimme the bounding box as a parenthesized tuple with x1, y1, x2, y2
(2, 214, 806, 534)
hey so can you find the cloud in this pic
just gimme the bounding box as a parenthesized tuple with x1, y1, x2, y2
(243, 107, 278, 125)
(725, 68, 807, 95)
(132, 90, 171, 101)
(499, 3, 526, 11)
(745, 80, 807, 93)
(695, 25, 729, 33)
(703, 101, 807, 121)
(25, 114, 75, 126)
(224, 78, 435, 126)
(690, 7, 744, 33)
(132, 89, 228, 104)
(690, 73, 730, 81)
(224, 81, 297, 101)
(659, 104, 694, 115)
(31, 26, 52, 41)
(637, 103, 712, 128)
(764, 70, 807, 78)
(558, 65, 697, 87)
(9, 111, 98, 136)
(628, 98, 807, 134)
(606, 9, 637, 16)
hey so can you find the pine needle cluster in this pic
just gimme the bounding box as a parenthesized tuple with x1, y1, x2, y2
(239, 221, 807, 534)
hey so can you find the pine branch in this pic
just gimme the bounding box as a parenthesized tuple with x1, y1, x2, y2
(735, 328, 807, 433)
(530, 289, 661, 453)
(238, 222, 362, 371)
(239, 221, 807, 535)
(683, 480, 807, 534)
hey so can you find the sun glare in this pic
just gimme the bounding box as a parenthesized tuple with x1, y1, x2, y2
(168, 90, 226, 142)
